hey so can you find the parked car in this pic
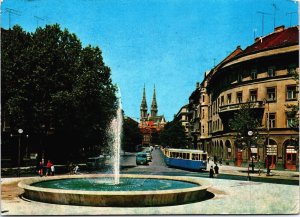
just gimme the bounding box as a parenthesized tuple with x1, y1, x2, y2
(144, 151, 152, 162)
(136, 152, 148, 165)
(86, 155, 106, 169)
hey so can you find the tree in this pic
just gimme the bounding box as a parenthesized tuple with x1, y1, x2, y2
(1, 24, 117, 163)
(229, 101, 263, 176)
(122, 117, 142, 152)
(159, 119, 189, 148)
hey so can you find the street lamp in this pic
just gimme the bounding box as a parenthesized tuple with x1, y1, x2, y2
(247, 130, 253, 181)
(10, 129, 24, 177)
(17, 129, 23, 177)
(263, 98, 271, 176)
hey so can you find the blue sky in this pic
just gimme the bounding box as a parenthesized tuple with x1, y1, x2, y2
(1, 0, 298, 121)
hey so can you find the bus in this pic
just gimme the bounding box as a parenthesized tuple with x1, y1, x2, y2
(163, 148, 208, 171)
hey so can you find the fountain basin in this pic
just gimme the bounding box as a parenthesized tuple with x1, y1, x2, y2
(18, 174, 211, 207)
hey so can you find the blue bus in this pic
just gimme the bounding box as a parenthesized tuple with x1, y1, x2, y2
(163, 148, 208, 171)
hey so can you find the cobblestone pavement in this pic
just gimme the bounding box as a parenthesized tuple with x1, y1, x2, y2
(1, 175, 299, 215)
(1, 149, 299, 215)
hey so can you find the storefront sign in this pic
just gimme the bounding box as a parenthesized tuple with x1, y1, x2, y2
(267, 145, 277, 155)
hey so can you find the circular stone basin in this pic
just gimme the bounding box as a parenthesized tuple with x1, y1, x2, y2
(18, 174, 211, 207)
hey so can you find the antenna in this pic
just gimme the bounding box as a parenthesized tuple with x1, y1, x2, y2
(34, 16, 45, 28)
(272, 1, 279, 29)
(286, 12, 297, 27)
(257, 11, 272, 36)
(253, 28, 257, 40)
(5, 8, 21, 29)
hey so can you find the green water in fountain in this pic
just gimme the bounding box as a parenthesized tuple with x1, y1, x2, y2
(31, 178, 199, 191)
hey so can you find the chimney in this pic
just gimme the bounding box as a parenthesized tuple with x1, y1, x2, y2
(236, 45, 241, 49)
(274, 25, 285, 33)
(196, 82, 200, 89)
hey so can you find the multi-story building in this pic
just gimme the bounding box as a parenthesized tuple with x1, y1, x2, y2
(174, 104, 189, 136)
(196, 25, 299, 171)
(187, 82, 201, 149)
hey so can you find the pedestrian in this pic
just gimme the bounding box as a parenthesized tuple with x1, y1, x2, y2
(214, 164, 219, 177)
(209, 166, 214, 178)
(219, 158, 222, 166)
(37, 161, 43, 177)
(207, 156, 210, 164)
(73, 165, 79, 174)
(46, 160, 53, 176)
(51, 164, 55, 176)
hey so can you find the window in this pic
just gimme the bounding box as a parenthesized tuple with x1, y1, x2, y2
(268, 113, 276, 128)
(287, 117, 296, 128)
(202, 125, 204, 133)
(221, 96, 224, 106)
(236, 92, 243, 103)
(267, 67, 276, 77)
(251, 69, 257, 79)
(202, 95, 205, 102)
(202, 109, 204, 118)
(227, 94, 232, 104)
(287, 85, 296, 100)
(267, 87, 276, 101)
(288, 64, 296, 75)
(250, 90, 257, 102)
(237, 73, 242, 82)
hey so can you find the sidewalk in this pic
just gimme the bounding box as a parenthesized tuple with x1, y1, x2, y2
(207, 161, 299, 181)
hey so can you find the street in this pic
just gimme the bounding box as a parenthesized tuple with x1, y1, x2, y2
(120, 149, 299, 186)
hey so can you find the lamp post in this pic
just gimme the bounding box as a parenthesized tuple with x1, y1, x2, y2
(17, 129, 23, 177)
(11, 129, 25, 177)
(263, 98, 271, 175)
(247, 130, 253, 181)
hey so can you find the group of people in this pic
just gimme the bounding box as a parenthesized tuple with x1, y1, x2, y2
(209, 164, 219, 178)
(37, 159, 55, 177)
(68, 162, 80, 174)
(207, 156, 220, 178)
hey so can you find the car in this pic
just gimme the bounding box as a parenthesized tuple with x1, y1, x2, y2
(136, 152, 148, 165)
(86, 155, 106, 169)
(144, 151, 152, 162)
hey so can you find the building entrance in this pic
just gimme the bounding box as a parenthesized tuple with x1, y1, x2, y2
(285, 145, 297, 170)
(235, 150, 243, 166)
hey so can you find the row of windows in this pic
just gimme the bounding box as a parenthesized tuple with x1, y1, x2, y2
(223, 86, 296, 105)
(208, 85, 297, 118)
(267, 113, 297, 129)
(236, 64, 297, 82)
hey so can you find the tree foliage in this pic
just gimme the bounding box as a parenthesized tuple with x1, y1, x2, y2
(1, 25, 117, 162)
(122, 117, 142, 152)
(159, 119, 189, 148)
(229, 101, 262, 149)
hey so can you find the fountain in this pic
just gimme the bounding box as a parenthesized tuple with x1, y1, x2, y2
(18, 88, 212, 207)
(109, 89, 123, 185)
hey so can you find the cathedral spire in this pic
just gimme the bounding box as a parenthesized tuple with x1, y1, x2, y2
(151, 85, 158, 117)
(140, 84, 148, 121)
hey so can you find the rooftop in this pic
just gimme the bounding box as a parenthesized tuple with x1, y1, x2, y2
(238, 25, 299, 57)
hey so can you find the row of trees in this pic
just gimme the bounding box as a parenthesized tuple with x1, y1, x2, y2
(2, 25, 118, 163)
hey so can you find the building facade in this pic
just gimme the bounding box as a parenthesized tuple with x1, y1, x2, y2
(189, 25, 299, 171)
(174, 104, 189, 136)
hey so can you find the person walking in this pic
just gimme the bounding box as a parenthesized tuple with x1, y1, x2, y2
(209, 166, 214, 178)
(51, 164, 55, 176)
(214, 164, 219, 177)
(37, 161, 44, 177)
(46, 160, 53, 176)
(207, 156, 210, 164)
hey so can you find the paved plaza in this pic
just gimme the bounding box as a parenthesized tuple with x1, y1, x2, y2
(1, 174, 299, 215)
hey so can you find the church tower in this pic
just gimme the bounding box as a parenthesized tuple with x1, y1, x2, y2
(140, 85, 148, 121)
(151, 85, 158, 117)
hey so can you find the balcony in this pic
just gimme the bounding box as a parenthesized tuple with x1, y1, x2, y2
(218, 101, 264, 113)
